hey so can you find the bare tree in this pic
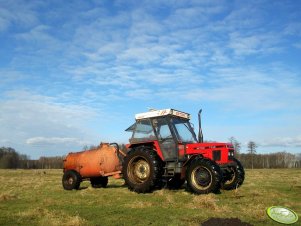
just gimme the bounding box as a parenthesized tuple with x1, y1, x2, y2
(229, 137, 241, 157)
(247, 141, 257, 169)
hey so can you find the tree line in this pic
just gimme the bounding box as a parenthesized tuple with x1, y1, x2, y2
(1, 142, 301, 169)
(239, 152, 301, 169)
(0, 147, 64, 169)
(229, 137, 301, 169)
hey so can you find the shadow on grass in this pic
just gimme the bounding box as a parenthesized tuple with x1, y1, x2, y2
(107, 183, 128, 189)
(78, 184, 128, 190)
(78, 186, 89, 190)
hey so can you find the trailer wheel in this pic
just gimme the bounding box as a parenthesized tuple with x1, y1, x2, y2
(221, 158, 245, 190)
(90, 176, 108, 188)
(167, 174, 186, 189)
(62, 170, 81, 190)
(186, 158, 221, 194)
(123, 147, 163, 193)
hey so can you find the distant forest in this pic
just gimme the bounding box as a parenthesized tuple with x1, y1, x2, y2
(0, 147, 64, 169)
(0, 146, 301, 169)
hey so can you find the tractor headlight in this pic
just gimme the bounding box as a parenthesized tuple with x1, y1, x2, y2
(228, 150, 234, 160)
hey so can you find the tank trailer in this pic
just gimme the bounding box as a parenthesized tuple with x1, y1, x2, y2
(62, 109, 244, 194)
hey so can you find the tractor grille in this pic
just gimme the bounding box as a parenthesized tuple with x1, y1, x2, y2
(212, 150, 221, 161)
(228, 150, 234, 160)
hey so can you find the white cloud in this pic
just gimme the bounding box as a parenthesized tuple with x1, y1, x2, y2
(0, 1, 38, 32)
(125, 88, 153, 99)
(0, 90, 97, 147)
(0, 69, 28, 85)
(129, 10, 164, 36)
(118, 47, 162, 64)
(163, 4, 225, 29)
(26, 137, 87, 146)
(228, 32, 282, 56)
(284, 22, 301, 36)
(17, 25, 52, 42)
(260, 136, 301, 148)
(0, 10, 10, 32)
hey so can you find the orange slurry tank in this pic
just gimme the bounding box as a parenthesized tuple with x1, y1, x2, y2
(62, 143, 123, 190)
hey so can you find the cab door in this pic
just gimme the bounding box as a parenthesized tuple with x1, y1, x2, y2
(152, 117, 177, 161)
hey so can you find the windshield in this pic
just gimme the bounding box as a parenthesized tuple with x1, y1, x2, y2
(171, 118, 197, 143)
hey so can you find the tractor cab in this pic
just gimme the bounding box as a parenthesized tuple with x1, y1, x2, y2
(126, 109, 197, 161)
(125, 109, 234, 165)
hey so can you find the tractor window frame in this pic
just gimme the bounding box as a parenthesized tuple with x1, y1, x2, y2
(130, 119, 156, 143)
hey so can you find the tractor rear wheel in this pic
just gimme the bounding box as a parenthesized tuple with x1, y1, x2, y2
(221, 158, 245, 190)
(186, 158, 221, 194)
(90, 176, 108, 188)
(122, 146, 163, 193)
(62, 170, 81, 190)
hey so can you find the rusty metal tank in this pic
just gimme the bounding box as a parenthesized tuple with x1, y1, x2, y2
(63, 143, 122, 178)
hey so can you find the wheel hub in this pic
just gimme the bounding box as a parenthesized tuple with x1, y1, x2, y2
(133, 159, 150, 181)
(192, 166, 212, 190)
(195, 168, 210, 186)
(68, 177, 74, 184)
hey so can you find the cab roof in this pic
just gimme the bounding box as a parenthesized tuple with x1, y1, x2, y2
(135, 109, 190, 120)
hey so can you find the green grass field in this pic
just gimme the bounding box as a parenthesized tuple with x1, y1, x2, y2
(0, 169, 300, 226)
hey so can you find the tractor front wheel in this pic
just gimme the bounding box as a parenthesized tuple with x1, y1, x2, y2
(186, 158, 221, 194)
(62, 170, 81, 190)
(221, 158, 245, 190)
(122, 147, 163, 193)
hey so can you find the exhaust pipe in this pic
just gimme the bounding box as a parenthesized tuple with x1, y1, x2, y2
(198, 109, 203, 143)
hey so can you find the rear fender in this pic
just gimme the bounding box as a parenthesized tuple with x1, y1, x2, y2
(127, 141, 164, 160)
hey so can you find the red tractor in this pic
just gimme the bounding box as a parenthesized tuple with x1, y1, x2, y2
(122, 109, 244, 194)
(62, 108, 244, 194)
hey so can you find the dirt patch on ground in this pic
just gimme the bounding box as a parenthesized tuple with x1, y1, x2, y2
(201, 218, 253, 226)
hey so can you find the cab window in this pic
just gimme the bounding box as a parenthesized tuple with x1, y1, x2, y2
(132, 119, 156, 141)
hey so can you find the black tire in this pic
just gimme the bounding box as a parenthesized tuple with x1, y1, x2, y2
(90, 176, 108, 188)
(122, 146, 163, 193)
(221, 158, 245, 190)
(166, 174, 186, 189)
(62, 170, 81, 190)
(186, 158, 222, 194)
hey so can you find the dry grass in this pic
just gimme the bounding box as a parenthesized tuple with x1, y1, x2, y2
(187, 194, 218, 210)
(0, 169, 300, 226)
(125, 200, 154, 208)
(17, 207, 87, 226)
(0, 193, 18, 201)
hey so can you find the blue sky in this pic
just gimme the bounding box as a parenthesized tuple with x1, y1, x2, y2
(1, 0, 301, 159)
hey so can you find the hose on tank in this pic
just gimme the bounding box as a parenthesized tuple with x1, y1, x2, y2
(109, 143, 123, 163)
